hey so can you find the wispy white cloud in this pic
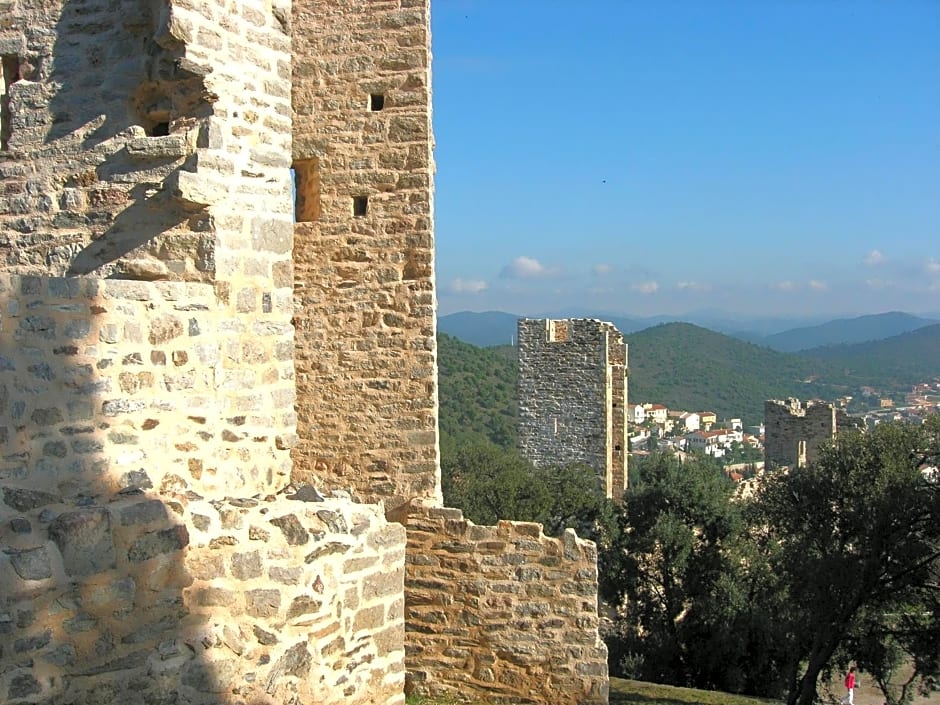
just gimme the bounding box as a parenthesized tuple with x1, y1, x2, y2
(772, 280, 796, 292)
(808, 280, 827, 291)
(676, 281, 712, 293)
(631, 281, 659, 295)
(925, 259, 940, 275)
(449, 278, 488, 294)
(863, 249, 885, 267)
(592, 263, 614, 276)
(865, 278, 891, 290)
(499, 256, 558, 279)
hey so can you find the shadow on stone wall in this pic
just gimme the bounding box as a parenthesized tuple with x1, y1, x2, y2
(0, 276, 226, 703)
(21, 1, 215, 280)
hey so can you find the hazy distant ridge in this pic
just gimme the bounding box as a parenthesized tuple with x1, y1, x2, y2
(438, 310, 939, 351)
(760, 311, 938, 352)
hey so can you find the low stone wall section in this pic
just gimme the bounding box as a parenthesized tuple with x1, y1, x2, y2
(1, 491, 406, 705)
(399, 504, 609, 705)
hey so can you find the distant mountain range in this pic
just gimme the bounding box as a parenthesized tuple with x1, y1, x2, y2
(759, 312, 939, 351)
(438, 310, 939, 352)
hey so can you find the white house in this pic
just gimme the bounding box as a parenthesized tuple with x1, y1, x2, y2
(644, 403, 668, 425)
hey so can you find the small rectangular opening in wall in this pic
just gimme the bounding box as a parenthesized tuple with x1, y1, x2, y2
(369, 93, 385, 111)
(1, 55, 21, 151)
(292, 158, 320, 223)
(353, 195, 368, 218)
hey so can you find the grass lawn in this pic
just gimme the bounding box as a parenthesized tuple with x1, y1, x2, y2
(408, 674, 940, 705)
(610, 677, 780, 705)
(407, 679, 781, 705)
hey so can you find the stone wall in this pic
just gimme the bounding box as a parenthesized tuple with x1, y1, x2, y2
(518, 318, 628, 500)
(291, 0, 440, 511)
(397, 504, 609, 705)
(764, 398, 855, 469)
(1, 484, 405, 704)
(0, 0, 295, 286)
(0, 273, 293, 504)
(1, 1, 613, 703)
(0, 2, 408, 703)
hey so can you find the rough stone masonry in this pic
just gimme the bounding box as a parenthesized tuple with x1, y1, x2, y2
(518, 318, 628, 502)
(0, 2, 608, 704)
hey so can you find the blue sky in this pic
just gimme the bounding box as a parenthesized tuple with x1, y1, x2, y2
(430, 1, 940, 319)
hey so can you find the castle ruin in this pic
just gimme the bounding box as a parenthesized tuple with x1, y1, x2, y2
(517, 319, 628, 501)
(764, 398, 856, 469)
(0, 2, 608, 704)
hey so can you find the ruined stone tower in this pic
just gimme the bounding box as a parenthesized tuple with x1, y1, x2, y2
(518, 318, 628, 501)
(0, 3, 608, 704)
(764, 398, 857, 469)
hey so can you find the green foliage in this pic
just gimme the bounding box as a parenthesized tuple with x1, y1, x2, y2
(603, 452, 790, 697)
(437, 334, 517, 449)
(752, 416, 940, 705)
(626, 323, 840, 425)
(441, 439, 618, 544)
(800, 323, 940, 387)
(441, 440, 550, 526)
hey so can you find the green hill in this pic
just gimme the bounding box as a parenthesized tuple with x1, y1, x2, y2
(437, 333, 517, 448)
(436, 322, 940, 439)
(762, 311, 937, 351)
(798, 323, 940, 387)
(625, 323, 836, 425)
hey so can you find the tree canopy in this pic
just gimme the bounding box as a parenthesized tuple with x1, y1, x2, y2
(751, 416, 940, 705)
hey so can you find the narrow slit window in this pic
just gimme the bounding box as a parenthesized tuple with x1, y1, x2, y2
(353, 195, 368, 217)
(1, 55, 21, 151)
(369, 93, 385, 111)
(292, 158, 320, 222)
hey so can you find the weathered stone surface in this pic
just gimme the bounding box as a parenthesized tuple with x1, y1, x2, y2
(120, 500, 168, 526)
(765, 398, 857, 469)
(127, 525, 189, 562)
(230, 550, 262, 580)
(9, 672, 41, 698)
(2, 487, 58, 511)
(518, 318, 628, 501)
(403, 505, 608, 704)
(269, 513, 308, 545)
(0, 2, 608, 705)
(272, 641, 311, 679)
(48, 508, 115, 576)
(246, 588, 281, 618)
(7, 545, 52, 580)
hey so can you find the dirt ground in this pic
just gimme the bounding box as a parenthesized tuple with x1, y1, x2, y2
(819, 670, 940, 705)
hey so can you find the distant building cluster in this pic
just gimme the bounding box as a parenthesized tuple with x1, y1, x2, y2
(628, 402, 762, 463)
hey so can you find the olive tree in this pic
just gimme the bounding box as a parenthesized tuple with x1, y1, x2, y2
(753, 417, 940, 705)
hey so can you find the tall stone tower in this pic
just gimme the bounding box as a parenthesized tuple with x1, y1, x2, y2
(291, 0, 441, 511)
(0, 3, 610, 704)
(517, 318, 628, 501)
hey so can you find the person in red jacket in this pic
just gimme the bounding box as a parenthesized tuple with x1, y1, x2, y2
(841, 666, 857, 705)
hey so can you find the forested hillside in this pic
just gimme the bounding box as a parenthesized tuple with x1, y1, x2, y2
(761, 311, 937, 351)
(798, 323, 940, 386)
(625, 323, 839, 423)
(437, 334, 517, 448)
(436, 322, 940, 435)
